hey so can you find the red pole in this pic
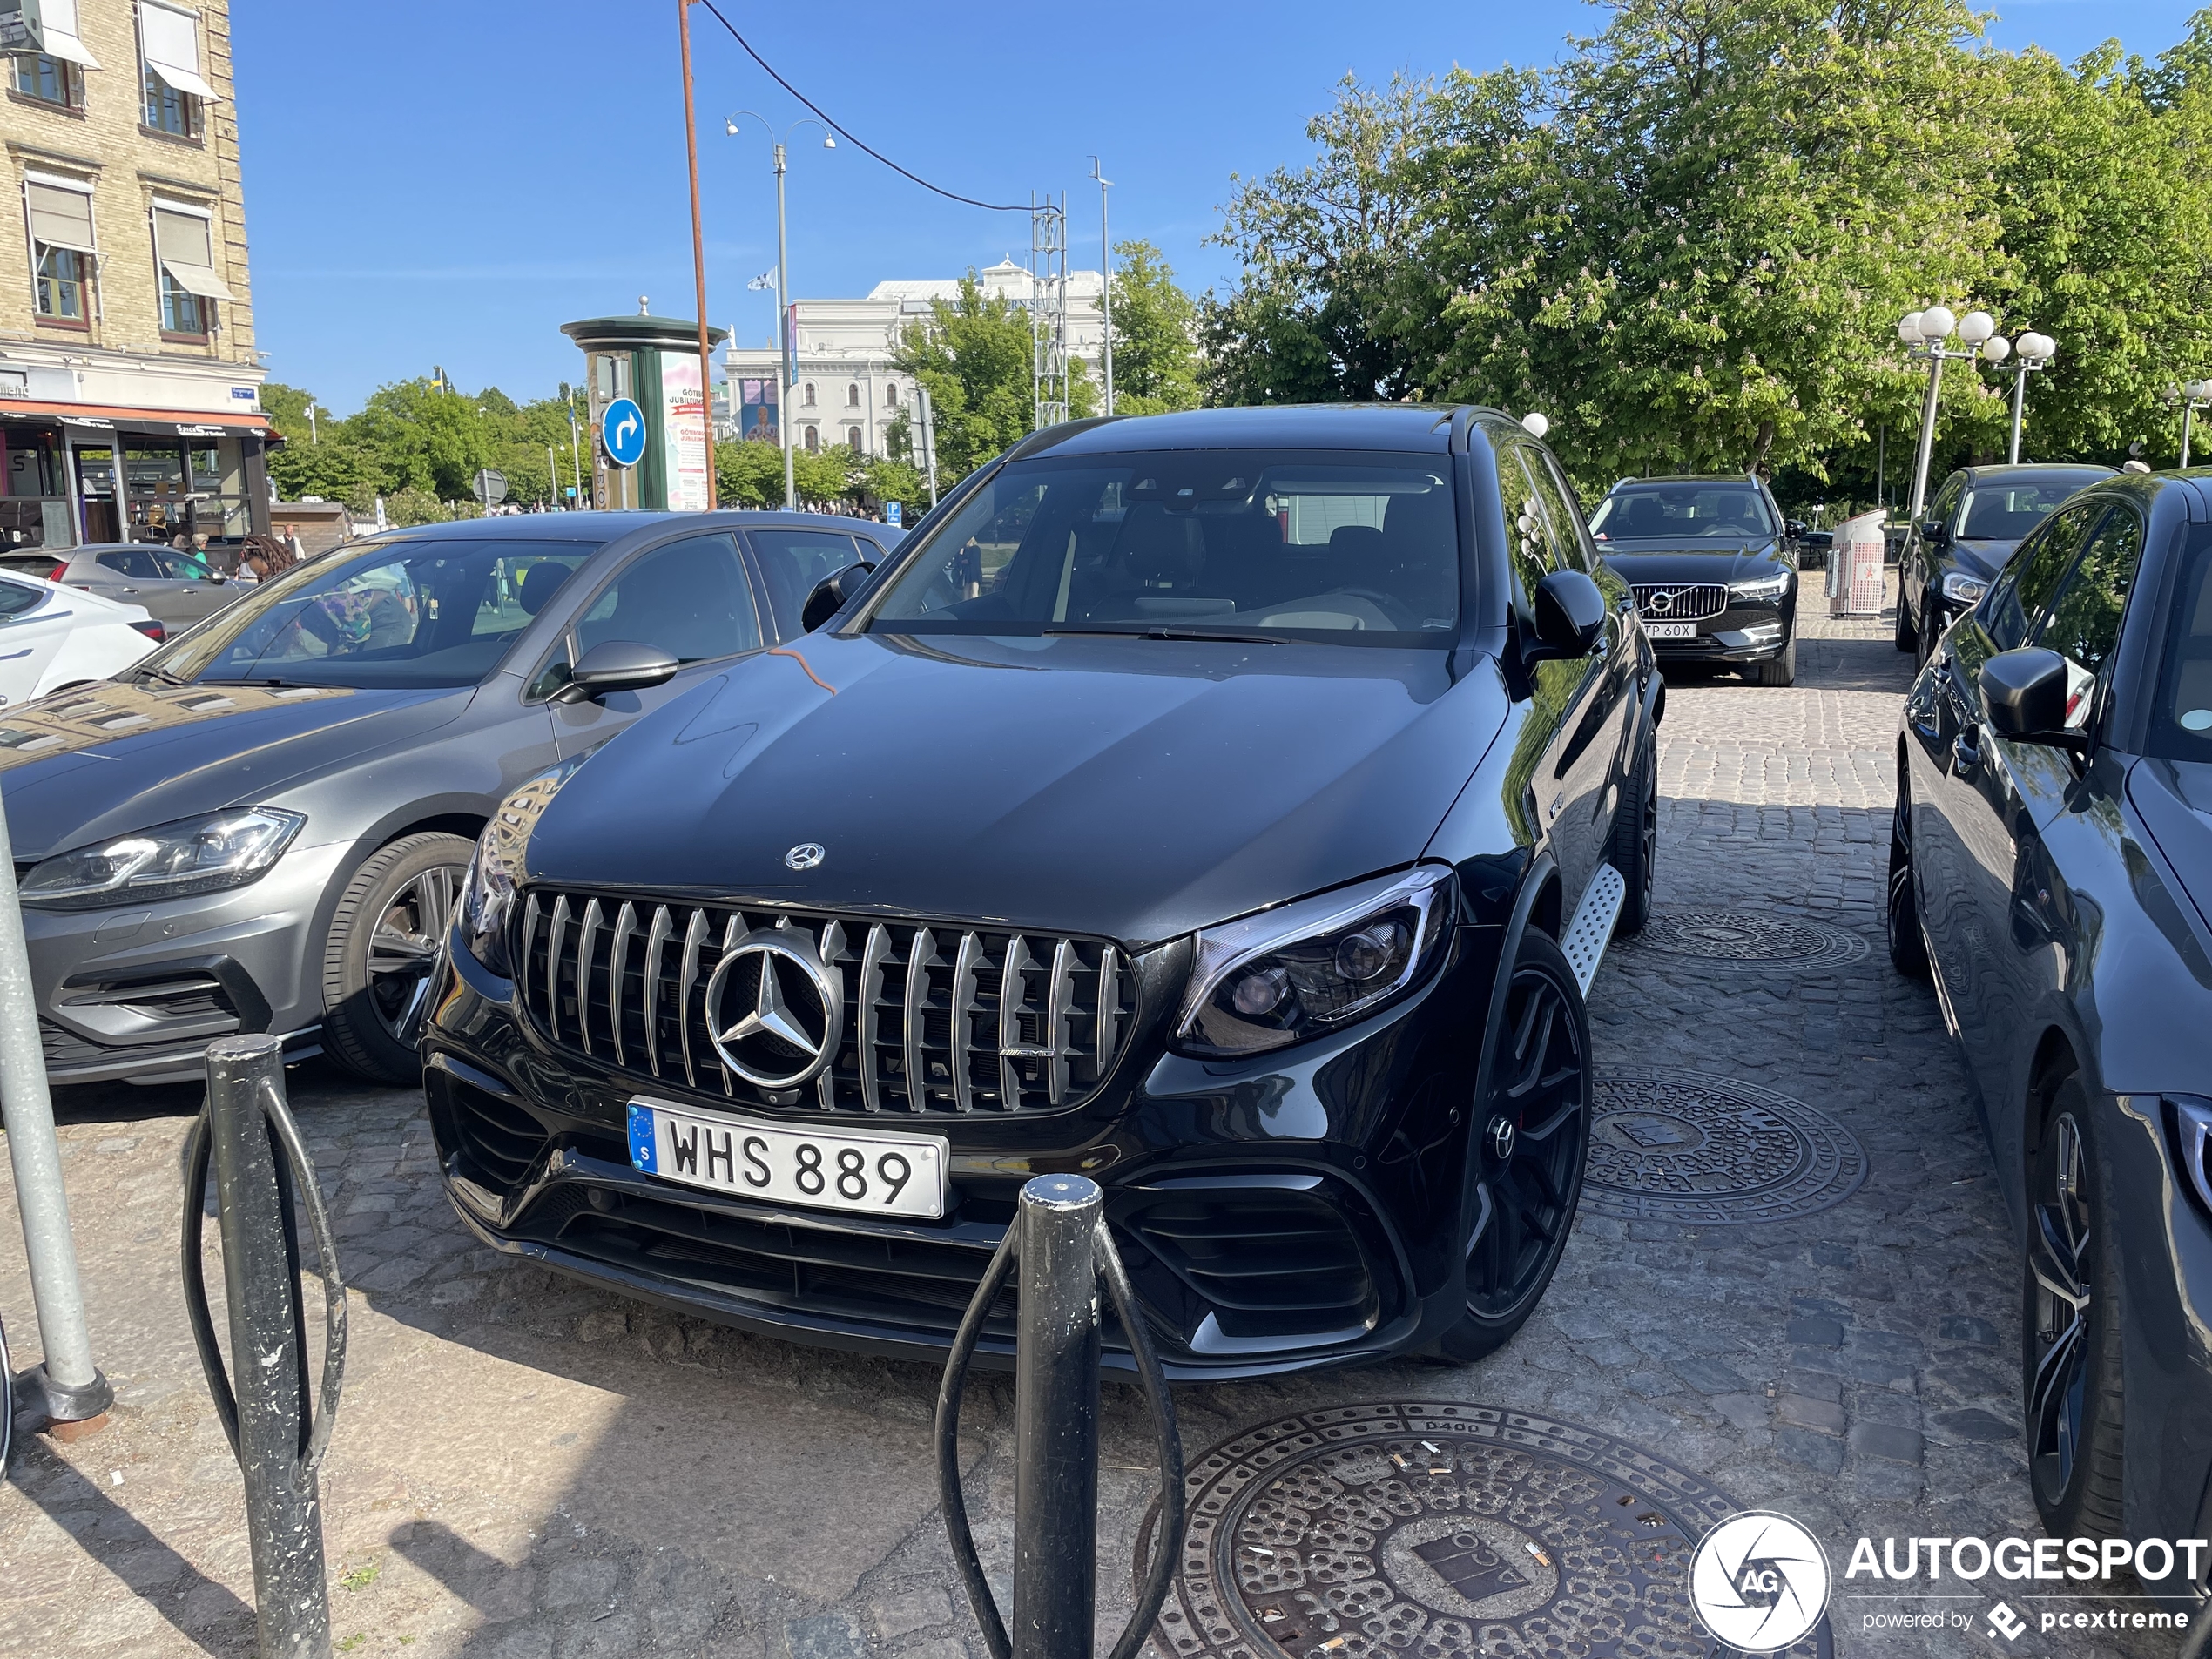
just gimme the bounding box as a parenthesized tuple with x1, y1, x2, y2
(679, 0, 718, 508)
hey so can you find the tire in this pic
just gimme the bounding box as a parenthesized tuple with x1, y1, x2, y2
(320, 832, 472, 1084)
(2022, 1077, 2127, 1539)
(1608, 731, 1657, 937)
(1439, 929, 1592, 1362)
(1886, 761, 1930, 979)
(1755, 633, 1797, 686)
(1894, 590, 1917, 653)
(1917, 602, 1941, 671)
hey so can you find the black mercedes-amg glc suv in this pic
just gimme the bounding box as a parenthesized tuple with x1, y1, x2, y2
(421, 405, 1661, 1379)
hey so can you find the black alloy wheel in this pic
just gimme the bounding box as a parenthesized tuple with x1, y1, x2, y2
(1608, 733, 1658, 936)
(1886, 760, 1930, 979)
(2022, 1080, 2126, 1536)
(1440, 929, 1592, 1361)
(322, 831, 474, 1084)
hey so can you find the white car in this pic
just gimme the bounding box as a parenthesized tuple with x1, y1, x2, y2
(0, 567, 162, 709)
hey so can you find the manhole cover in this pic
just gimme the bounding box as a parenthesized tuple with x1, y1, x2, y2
(1585, 1070, 1867, 1224)
(1147, 1403, 1830, 1659)
(1633, 911, 1867, 969)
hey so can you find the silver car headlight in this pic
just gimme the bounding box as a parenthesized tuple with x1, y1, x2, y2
(20, 807, 305, 910)
(1729, 571, 1791, 602)
(1941, 570, 1989, 604)
(1174, 866, 1453, 1057)
(461, 755, 590, 977)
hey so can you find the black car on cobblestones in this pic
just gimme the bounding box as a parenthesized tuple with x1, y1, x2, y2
(1887, 470, 2212, 1615)
(1588, 475, 1801, 685)
(1894, 463, 2114, 668)
(421, 405, 1663, 1379)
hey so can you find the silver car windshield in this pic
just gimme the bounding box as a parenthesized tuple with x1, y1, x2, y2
(864, 450, 1459, 644)
(132, 537, 602, 689)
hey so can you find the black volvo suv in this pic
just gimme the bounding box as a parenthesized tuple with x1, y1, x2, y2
(1588, 474, 1801, 685)
(421, 406, 1662, 1379)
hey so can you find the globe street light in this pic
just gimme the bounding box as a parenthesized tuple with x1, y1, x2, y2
(1897, 306, 2006, 523)
(1989, 330, 2058, 464)
(2161, 376, 2212, 467)
(727, 112, 836, 511)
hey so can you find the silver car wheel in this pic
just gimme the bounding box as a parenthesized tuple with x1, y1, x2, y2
(363, 864, 461, 1040)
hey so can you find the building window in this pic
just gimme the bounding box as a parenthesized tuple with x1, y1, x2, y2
(36, 246, 87, 319)
(846, 383, 860, 408)
(138, 0, 217, 138)
(803, 426, 819, 452)
(802, 381, 817, 408)
(25, 178, 98, 323)
(152, 201, 233, 337)
(846, 428, 863, 455)
(11, 53, 84, 108)
(886, 383, 900, 408)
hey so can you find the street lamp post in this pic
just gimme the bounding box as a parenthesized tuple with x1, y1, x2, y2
(1090, 158, 1113, 416)
(1992, 332, 2056, 464)
(728, 112, 834, 513)
(2161, 379, 2212, 467)
(1897, 306, 2008, 523)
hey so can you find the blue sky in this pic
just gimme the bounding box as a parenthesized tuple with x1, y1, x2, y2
(233, 0, 2204, 414)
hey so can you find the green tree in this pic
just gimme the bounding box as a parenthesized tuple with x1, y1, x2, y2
(347, 379, 495, 499)
(1107, 240, 1203, 415)
(718, 437, 789, 508)
(892, 273, 1097, 482)
(792, 446, 853, 507)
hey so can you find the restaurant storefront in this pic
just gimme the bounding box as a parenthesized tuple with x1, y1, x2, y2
(0, 402, 273, 555)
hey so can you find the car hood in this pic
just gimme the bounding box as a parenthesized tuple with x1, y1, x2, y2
(1595, 543, 1785, 585)
(527, 632, 1508, 946)
(0, 679, 475, 860)
(1945, 540, 2018, 582)
(2129, 757, 2212, 938)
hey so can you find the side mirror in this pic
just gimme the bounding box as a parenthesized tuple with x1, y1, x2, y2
(1785, 520, 1806, 539)
(555, 638, 681, 705)
(1528, 569, 1608, 661)
(1921, 518, 1950, 548)
(800, 560, 876, 633)
(1981, 646, 2084, 749)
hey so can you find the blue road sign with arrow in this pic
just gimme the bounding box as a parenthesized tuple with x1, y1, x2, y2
(601, 397, 647, 468)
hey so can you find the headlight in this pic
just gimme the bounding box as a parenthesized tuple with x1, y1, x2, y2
(1940, 570, 1989, 604)
(1175, 866, 1453, 1057)
(1729, 571, 1791, 602)
(21, 807, 304, 910)
(460, 755, 590, 976)
(2175, 1097, 2212, 1218)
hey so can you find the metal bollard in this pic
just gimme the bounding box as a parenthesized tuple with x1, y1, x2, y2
(183, 1034, 348, 1659)
(937, 1174, 1184, 1659)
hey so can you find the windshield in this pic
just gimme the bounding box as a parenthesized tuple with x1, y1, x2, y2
(1588, 484, 1776, 542)
(864, 449, 1458, 644)
(131, 537, 601, 689)
(1956, 476, 2103, 542)
(2152, 531, 2212, 764)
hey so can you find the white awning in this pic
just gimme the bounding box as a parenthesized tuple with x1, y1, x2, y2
(37, 0, 100, 65)
(25, 180, 96, 255)
(153, 205, 234, 300)
(139, 1, 218, 100)
(160, 258, 234, 300)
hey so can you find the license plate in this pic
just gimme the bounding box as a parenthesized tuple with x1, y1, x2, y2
(626, 1099, 949, 1220)
(1644, 621, 1697, 639)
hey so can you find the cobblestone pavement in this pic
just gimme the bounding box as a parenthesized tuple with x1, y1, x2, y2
(0, 594, 2180, 1659)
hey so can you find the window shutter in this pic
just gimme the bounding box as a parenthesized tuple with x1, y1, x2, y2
(26, 181, 96, 253)
(138, 1, 218, 98)
(153, 203, 236, 300)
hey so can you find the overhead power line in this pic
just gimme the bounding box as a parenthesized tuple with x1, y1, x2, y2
(696, 1, 1028, 213)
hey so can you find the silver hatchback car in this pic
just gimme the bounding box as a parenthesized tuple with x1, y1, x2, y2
(0, 510, 894, 1086)
(0, 541, 247, 631)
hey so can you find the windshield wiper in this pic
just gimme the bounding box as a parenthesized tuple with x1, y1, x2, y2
(1043, 626, 1284, 644)
(199, 676, 322, 690)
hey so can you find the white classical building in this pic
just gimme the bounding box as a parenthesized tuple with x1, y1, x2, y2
(723, 257, 1105, 458)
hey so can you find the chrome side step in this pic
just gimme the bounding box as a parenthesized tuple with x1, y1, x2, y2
(1561, 862, 1627, 998)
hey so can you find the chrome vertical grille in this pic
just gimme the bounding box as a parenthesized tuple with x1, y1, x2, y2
(518, 892, 1137, 1116)
(1630, 583, 1730, 623)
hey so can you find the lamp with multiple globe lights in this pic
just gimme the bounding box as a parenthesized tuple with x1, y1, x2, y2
(2161, 377, 2212, 469)
(1895, 308, 2054, 516)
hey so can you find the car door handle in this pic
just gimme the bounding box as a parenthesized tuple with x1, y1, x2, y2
(1952, 725, 1982, 772)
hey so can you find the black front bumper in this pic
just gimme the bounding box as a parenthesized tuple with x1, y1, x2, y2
(1642, 598, 1795, 664)
(422, 918, 1501, 1380)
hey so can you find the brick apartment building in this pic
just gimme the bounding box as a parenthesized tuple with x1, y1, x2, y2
(0, 0, 270, 554)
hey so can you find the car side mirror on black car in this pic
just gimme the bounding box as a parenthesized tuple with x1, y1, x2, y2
(556, 639, 682, 705)
(1921, 518, 1950, 548)
(1527, 569, 1608, 661)
(1980, 647, 2087, 751)
(801, 560, 877, 633)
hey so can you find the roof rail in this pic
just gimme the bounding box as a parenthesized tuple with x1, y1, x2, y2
(1001, 415, 1122, 464)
